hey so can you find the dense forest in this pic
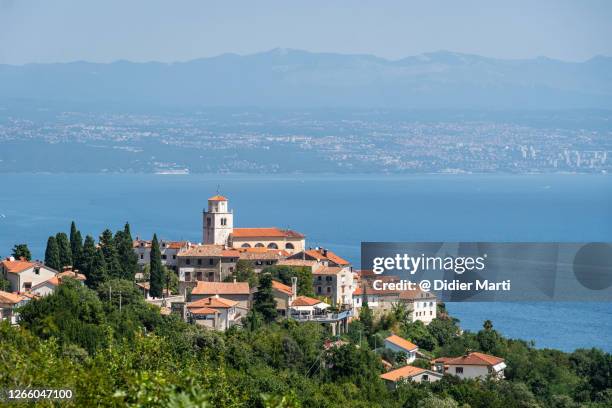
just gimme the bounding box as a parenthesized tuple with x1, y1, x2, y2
(1, 222, 611, 407)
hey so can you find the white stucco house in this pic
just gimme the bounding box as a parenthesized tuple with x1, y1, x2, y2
(1, 258, 57, 293)
(432, 352, 506, 380)
(384, 334, 419, 364)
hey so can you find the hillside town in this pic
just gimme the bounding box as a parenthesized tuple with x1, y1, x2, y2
(1, 194, 507, 385)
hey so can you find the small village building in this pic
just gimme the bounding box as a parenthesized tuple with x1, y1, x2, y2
(384, 334, 419, 364)
(186, 295, 247, 331)
(236, 247, 290, 272)
(190, 281, 250, 309)
(177, 244, 240, 293)
(432, 352, 506, 380)
(380, 365, 443, 389)
(0, 290, 30, 324)
(1, 257, 57, 293)
(133, 239, 187, 271)
(30, 269, 86, 297)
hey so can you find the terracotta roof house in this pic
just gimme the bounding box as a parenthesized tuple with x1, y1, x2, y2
(190, 281, 250, 309)
(384, 334, 419, 363)
(380, 365, 443, 388)
(0, 290, 30, 324)
(187, 295, 246, 331)
(1, 257, 58, 293)
(432, 352, 506, 380)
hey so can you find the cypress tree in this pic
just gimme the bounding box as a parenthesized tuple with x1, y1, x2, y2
(99, 229, 122, 279)
(115, 222, 138, 280)
(149, 234, 164, 298)
(55, 232, 72, 269)
(253, 273, 278, 323)
(81, 236, 97, 286)
(88, 248, 108, 289)
(70, 221, 83, 271)
(44, 236, 61, 271)
(11, 244, 32, 261)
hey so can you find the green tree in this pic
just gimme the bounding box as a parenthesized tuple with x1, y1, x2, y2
(253, 273, 278, 323)
(115, 222, 138, 281)
(226, 260, 258, 287)
(69, 221, 83, 271)
(44, 235, 61, 270)
(11, 244, 32, 261)
(81, 235, 108, 289)
(400, 320, 437, 351)
(264, 265, 314, 297)
(149, 234, 164, 298)
(0, 277, 11, 291)
(99, 229, 122, 279)
(55, 232, 72, 269)
(359, 299, 374, 338)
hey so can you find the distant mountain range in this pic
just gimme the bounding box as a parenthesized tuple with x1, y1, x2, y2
(1, 49, 611, 110)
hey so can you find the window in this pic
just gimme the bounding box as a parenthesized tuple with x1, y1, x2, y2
(285, 243, 294, 250)
(327, 287, 331, 293)
(326, 276, 332, 282)
(140, 254, 144, 260)
(422, 375, 429, 381)
(267, 243, 278, 249)
(186, 259, 191, 265)
(221, 218, 227, 226)
(255, 243, 264, 248)
(241, 243, 251, 248)
(317, 286, 322, 294)
(172, 255, 176, 260)
(317, 276, 322, 281)
(196, 272, 203, 281)
(184, 272, 191, 281)
(209, 259, 214, 265)
(24, 282, 32, 290)
(162, 254, 167, 260)
(206, 217, 211, 227)
(455, 367, 463, 374)
(197, 259, 202, 265)
(34, 267, 40, 275)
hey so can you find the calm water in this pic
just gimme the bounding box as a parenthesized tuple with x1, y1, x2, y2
(0, 173, 611, 351)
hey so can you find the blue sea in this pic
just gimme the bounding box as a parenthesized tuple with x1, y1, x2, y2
(0, 173, 611, 352)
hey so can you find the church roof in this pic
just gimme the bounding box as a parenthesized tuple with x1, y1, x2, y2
(232, 227, 304, 239)
(208, 195, 228, 201)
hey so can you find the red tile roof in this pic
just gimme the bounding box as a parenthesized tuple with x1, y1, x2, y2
(272, 280, 293, 296)
(291, 295, 323, 307)
(433, 352, 504, 367)
(303, 249, 350, 266)
(385, 334, 418, 351)
(178, 244, 240, 258)
(237, 247, 290, 260)
(191, 281, 250, 295)
(208, 195, 228, 201)
(232, 227, 304, 239)
(0, 290, 25, 305)
(1, 259, 37, 274)
(58, 270, 86, 281)
(188, 296, 238, 309)
(380, 365, 428, 382)
(190, 307, 220, 315)
(312, 266, 345, 275)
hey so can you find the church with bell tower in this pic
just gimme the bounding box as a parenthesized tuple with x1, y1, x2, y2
(203, 195, 234, 245)
(202, 193, 306, 253)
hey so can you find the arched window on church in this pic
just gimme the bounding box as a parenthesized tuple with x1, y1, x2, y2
(221, 217, 227, 226)
(241, 243, 251, 248)
(285, 243, 295, 250)
(255, 243, 265, 248)
(267, 243, 278, 249)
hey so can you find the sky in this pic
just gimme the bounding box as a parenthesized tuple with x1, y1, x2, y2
(1, 0, 611, 64)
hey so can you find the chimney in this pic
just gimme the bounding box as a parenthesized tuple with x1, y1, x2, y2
(8, 256, 15, 262)
(291, 276, 298, 297)
(233, 277, 237, 284)
(323, 248, 328, 257)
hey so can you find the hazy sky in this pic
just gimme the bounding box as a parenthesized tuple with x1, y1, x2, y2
(1, 0, 611, 64)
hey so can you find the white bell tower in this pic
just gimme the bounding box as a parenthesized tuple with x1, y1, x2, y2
(203, 195, 233, 245)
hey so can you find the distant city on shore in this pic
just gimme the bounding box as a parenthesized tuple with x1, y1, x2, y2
(1, 109, 610, 174)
